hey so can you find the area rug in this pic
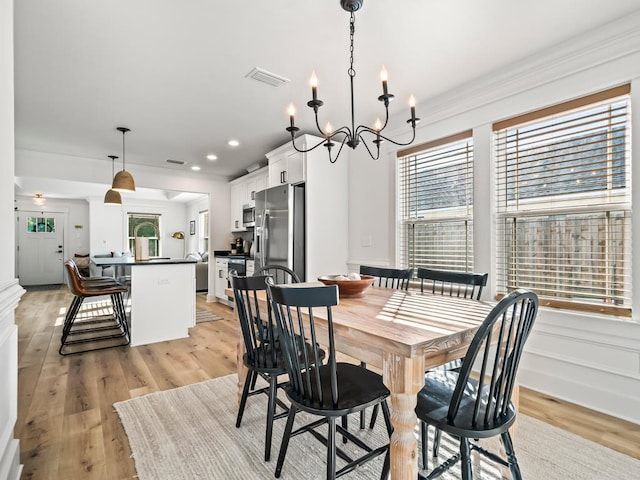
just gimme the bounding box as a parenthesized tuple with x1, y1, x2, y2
(195, 310, 223, 323)
(114, 374, 640, 480)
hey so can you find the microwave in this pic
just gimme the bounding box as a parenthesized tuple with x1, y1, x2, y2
(242, 204, 255, 228)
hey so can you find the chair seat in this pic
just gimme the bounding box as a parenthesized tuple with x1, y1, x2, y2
(286, 362, 389, 416)
(416, 370, 516, 439)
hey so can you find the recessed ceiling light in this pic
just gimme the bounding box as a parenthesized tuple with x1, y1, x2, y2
(228, 139, 240, 147)
(206, 154, 218, 161)
(191, 166, 201, 171)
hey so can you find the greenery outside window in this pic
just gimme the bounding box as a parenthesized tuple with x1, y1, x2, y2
(494, 85, 632, 316)
(397, 131, 474, 273)
(128, 213, 161, 257)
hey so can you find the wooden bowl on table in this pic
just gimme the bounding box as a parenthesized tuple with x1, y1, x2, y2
(317, 275, 375, 298)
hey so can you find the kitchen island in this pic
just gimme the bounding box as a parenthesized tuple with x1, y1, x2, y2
(91, 256, 196, 346)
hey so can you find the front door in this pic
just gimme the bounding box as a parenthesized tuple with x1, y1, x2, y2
(17, 211, 66, 285)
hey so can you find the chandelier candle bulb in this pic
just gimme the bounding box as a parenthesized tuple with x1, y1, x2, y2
(380, 66, 388, 96)
(288, 103, 296, 128)
(325, 122, 333, 135)
(409, 95, 416, 121)
(310, 71, 318, 101)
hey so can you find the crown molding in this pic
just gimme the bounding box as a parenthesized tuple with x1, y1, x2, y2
(419, 10, 640, 127)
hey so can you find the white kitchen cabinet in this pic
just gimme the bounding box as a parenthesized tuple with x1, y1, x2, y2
(229, 182, 246, 232)
(267, 144, 305, 187)
(214, 257, 229, 303)
(229, 167, 269, 232)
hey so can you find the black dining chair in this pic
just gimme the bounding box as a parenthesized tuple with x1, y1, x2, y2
(417, 289, 539, 480)
(230, 272, 320, 462)
(360, 265, 413, 290)
(417, 268, 488, 300)
(255, 264, 301, 284)
(416, 267, 489, 459)
(266, 279, 393, 480)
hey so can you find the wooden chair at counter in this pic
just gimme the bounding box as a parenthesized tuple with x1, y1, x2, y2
(266, 279, 393, 480)
(416, 267, 489, 459)
(417, 289, 538, 480)
(254, 264, 300, 284)
(60, 260, 130, 355)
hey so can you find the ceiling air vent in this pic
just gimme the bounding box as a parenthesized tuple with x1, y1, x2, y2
(166, 159, 185, 165)
(246, 67, 290, 87)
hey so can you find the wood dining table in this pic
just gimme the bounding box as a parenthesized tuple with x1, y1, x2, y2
(229, 284, 495, 480)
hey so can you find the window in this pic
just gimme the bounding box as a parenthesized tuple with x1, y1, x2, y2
(128, 213, 161, 257)
(26, 216, 55, 233)
(494, 85, 631, 316)
(398, 131, 474, 273)
(199, 210, 209, 252)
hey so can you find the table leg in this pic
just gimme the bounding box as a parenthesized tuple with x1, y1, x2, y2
(382, 352, 425, 480)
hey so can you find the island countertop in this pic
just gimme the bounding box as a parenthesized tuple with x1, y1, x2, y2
(91, 256, 197, 267)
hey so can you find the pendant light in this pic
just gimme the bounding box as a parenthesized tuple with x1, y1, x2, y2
(104, 155, 122, 205)
(112, 127, 136, 192)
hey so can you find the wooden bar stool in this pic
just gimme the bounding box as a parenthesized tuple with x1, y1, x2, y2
(59, 260, 130, 355)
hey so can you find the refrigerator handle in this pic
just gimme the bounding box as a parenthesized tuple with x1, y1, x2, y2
(260, 209, 268, 266)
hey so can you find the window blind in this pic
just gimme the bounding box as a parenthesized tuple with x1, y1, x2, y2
(398, 131, 473, 273)
(494, 85, 632, 316)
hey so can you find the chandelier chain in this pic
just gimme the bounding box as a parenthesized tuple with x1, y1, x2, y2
(348, 12, 355, 78)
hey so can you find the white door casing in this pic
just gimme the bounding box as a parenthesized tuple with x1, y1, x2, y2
(16, 211, 66, 285)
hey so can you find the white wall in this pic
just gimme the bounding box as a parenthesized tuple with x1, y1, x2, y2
(15, 195, 90, 256)
(186, 196, 209, 255)
(16, 150, 229, 301)
(348, 12, 640, 423)
(0, 0, 24, 477)
(88, 197, 188, 258)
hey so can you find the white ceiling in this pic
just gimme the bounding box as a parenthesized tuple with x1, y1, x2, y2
(13, 0, 640, 191)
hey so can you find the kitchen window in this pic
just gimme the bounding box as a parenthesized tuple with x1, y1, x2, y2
(397, 131, 474, 273)
(128, 213, 161, 257)
(494, 84, 632, 316)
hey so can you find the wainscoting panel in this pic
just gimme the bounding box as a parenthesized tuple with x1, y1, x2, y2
(0, 280, 25, 480)
(518, 307, 640, 424)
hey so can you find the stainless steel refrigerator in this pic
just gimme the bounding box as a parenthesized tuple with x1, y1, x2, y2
(253, 183, 305, 280)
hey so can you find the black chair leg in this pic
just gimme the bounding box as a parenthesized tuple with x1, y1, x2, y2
(460, 437, 473, 480)
(369, 404, 380, 429)
(433, 428, 442, 457)
(275, 407, 297, 478)
(236, 369, 255, 428)
(326, 416, 337, 480)
(380, 447, 390, 480)
(264, 374, 277, 461)
(501, 431, 523, 480)
(359, 361, 366, 429)
(341, 415, 348, 444)
(420, 421, 429, 469)
(381, 400, 393, 435)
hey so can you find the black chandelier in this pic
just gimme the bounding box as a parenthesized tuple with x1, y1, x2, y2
(286, 0, 419, 163)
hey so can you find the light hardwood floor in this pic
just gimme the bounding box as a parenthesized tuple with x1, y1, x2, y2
(15, 287, 640, 479)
